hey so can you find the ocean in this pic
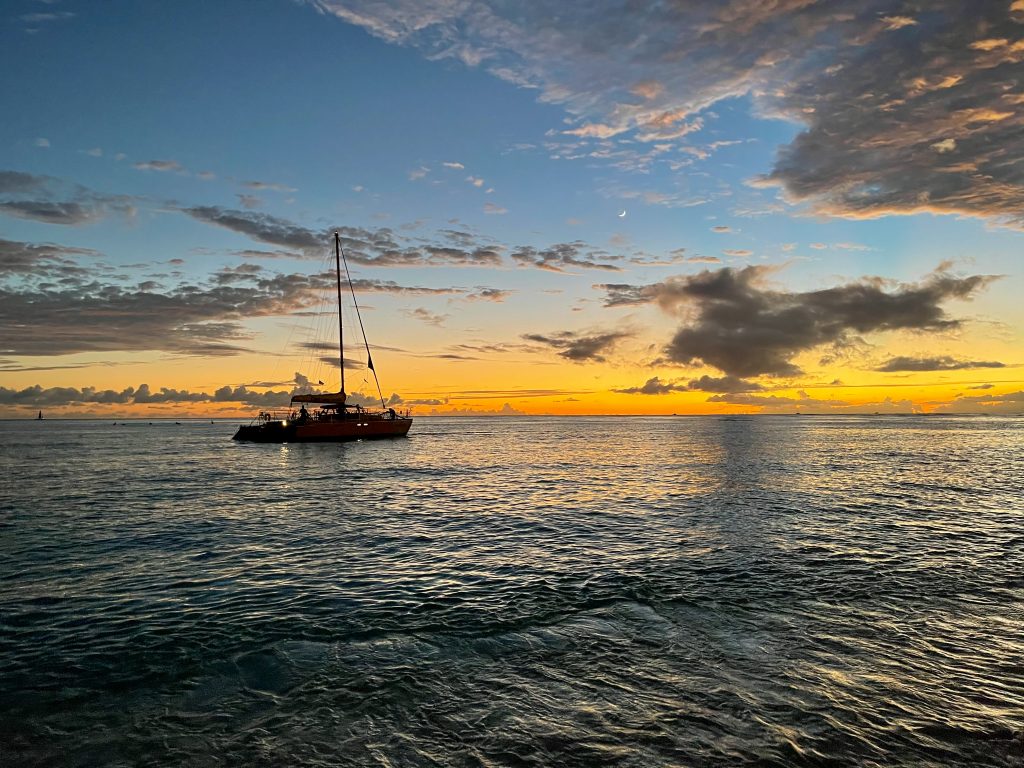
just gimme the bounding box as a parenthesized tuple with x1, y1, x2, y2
(1, 415, 1022, 766)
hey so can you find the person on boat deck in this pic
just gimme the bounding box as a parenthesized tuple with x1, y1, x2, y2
(299, 405, 309, 423)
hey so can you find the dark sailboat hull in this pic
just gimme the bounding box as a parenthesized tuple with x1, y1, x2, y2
(233, 416, 412, 443)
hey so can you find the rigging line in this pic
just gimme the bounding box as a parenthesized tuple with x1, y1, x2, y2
(337, 236, 386, 410)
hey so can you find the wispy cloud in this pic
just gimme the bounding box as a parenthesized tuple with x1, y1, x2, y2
(240, 179, 297, 192)
(309, 1, 1024, 227)
(133, 159, 184, 173)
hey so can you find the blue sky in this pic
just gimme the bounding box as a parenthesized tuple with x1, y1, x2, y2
(2, 1, 1022, 415)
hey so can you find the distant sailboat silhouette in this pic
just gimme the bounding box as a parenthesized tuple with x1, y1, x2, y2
(36, 410, 43, 420)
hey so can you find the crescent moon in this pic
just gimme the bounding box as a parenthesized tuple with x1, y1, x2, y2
(618, 210, 627, 218)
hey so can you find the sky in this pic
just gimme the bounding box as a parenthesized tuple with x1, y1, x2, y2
(2, 0, 1023, 417)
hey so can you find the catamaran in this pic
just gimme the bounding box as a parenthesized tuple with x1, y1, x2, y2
(233, 232, 412, 443)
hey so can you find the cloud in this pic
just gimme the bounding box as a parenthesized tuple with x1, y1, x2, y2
(34, 138, 50, 148)
(483, 202, 507, 214)
(932, 389, 1024, 414)
(443, 161, 465, 169)
(133, 159, 183, 173)
(236, 194, 262, 209)
(711, 226, 730, 233)
(309, 1, 1024, 227)
(614, 374, 763, 394)
(722, 249, 753, 257)
(184, 207, 505, 267)
(875, 355, 1006, 372)
(707, 391, 920, 414)
(0, 373, 333, 410)
(183, 206, 693, 274)
(510, 241, 621, 272)
(464, 287, 512, 302)
(597, 265, 997, 377)
(429, 403, 527, 416)
(0, 170, 135, 225)
(402, 307, 449, 326)
(523, 329, 631, 362)
(614, 376, 686, 395)
(20, 11, 75, 23)
(241, 180, 297, 192)
(0, 201, 99, 225)
(0, 237, 100, 278)
(686, 374, 765, 393)
(183, 206, 324, 250)
(0, 259, 376, 356)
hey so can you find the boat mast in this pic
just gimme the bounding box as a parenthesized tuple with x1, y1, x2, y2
(338, 235, 387, 410)
(334, 231, 345, 396)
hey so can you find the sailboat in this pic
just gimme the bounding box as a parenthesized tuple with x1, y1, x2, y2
(232, 232, 413, 443)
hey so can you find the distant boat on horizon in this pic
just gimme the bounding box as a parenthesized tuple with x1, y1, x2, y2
(233, 232, 412, 443)
(36, 410, 43, 420)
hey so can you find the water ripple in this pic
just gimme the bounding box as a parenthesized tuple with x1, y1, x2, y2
(0, 415, 1022, 766)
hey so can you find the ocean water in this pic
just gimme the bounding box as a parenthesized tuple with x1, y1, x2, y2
(1, 415, 1022, 767)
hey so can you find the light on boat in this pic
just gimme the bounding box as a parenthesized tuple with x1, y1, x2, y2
(281, 420, 287, 426)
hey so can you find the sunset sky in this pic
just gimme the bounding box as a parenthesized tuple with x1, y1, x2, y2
(2, 0, 1023, 417)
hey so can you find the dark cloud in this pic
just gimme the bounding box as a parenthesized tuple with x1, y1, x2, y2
(510, 242, 621, 272)
(614, 376, 686, 395)
(185, 207, 690, 273)
(598, 265, 997, 377)
(875, 356, 1006, 372)
(184, 206, 323, 250)
(314, 1, 1024, 226)
(0, 171, 49, 194)
(0, 238, 100, 277)
(0, 201, 99, 225)
(213, 263, 264, 284)
(0, 169, 135, 225)
(523, 329, 630, 362)
(0, 268, 330, 356)
(184, 207, 505, 267)
(687, 375, 764, 393)
(0, 372, 341, 409)
(614, 373, 763, 395)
